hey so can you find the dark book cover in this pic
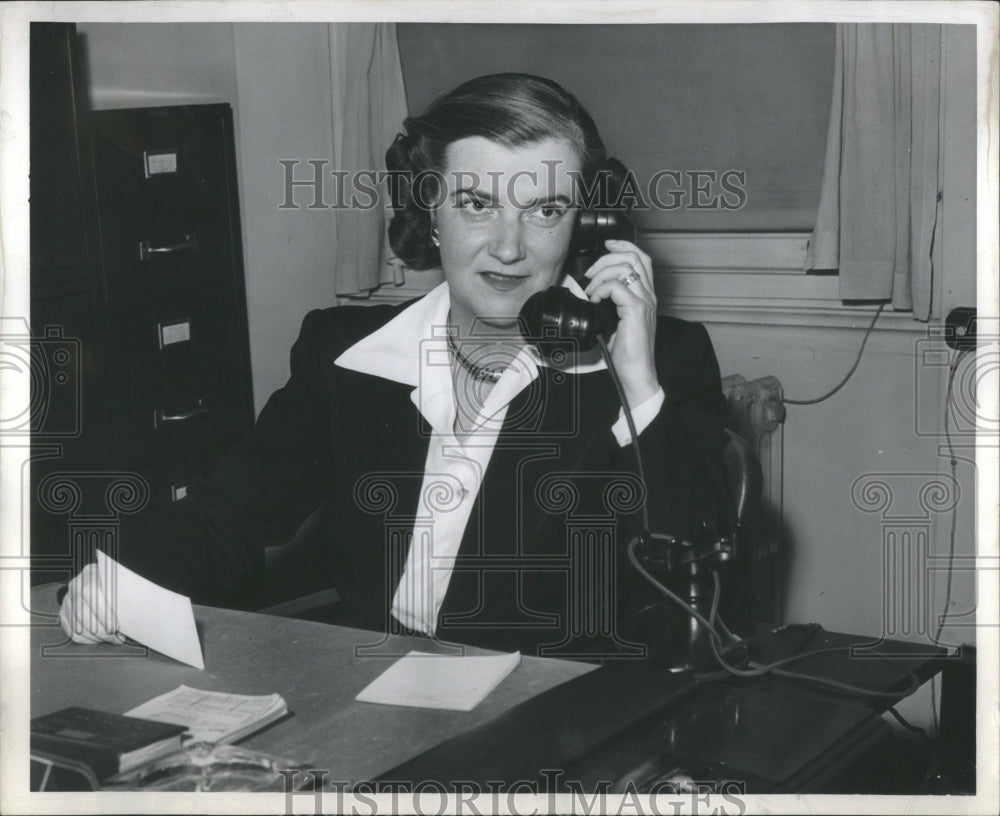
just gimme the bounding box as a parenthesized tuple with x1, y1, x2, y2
(31, 706, 188, 780)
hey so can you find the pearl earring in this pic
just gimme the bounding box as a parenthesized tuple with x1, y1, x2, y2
(431, 227, 440, 247)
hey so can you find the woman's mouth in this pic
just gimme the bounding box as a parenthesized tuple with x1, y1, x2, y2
(479, 271, 529, 292)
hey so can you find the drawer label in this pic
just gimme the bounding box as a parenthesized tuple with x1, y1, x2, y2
(158, 320, 191, 348)
(144, 150, 178, 177)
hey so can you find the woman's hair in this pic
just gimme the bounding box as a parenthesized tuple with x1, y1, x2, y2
(386, 73, 615, 271)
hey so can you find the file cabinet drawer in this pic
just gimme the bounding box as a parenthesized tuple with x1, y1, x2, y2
(101, 287, 253, 466)
(90, 106, 241, 301)
(130, 450, 226, 518)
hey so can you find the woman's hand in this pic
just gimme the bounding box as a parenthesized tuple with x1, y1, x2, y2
(583, 239, 660, 407)
(59, 562, 127, 645)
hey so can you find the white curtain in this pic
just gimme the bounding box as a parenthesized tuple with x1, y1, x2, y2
(330, 24, 409, 298)
(805, 24, 944, 321)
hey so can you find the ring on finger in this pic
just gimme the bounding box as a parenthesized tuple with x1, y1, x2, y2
(621, 270, 641, 287)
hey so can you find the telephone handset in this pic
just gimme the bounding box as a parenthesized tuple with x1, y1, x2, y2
(519, 206, 636, 353)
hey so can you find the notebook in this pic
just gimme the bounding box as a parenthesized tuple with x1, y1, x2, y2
(356, 650, 521, 711)
(31, 707, 187, 781)
(124, 685, 289, 744)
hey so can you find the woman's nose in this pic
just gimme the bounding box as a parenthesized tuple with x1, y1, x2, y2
(487, 218, 526, 265)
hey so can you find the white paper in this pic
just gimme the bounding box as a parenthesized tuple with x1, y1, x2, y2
(355, 650, 521, 711)
(96, 551, 205, 669)
(125, 684, 286, 744)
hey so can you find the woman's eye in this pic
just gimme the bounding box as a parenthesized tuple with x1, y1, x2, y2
(531, 205, 567, 224)
(459, 196, 490, 214)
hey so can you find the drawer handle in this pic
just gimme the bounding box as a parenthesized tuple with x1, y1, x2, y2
(153, 398, 208, 429)
(139, 233, 198, 261)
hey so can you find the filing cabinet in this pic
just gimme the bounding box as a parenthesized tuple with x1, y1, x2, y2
(88, 104, 255, 518)
(29, 23, 254, 578)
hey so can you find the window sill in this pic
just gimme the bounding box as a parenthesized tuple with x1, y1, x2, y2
(641, 231, 811, 274)
(643, 231, 922, 333)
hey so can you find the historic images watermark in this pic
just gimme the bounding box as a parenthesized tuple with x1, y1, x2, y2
(277, 160, 748, 213)
(0, 318, 81, 441)
(1, 318, 84, 626)
(0, 318, 149, 659)
(277, 769, 748, 816)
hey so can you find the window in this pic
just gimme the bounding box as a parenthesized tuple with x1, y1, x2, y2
(397, 23, 835, 233)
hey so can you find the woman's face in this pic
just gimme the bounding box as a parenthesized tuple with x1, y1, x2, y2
(434, 136, 581, 333)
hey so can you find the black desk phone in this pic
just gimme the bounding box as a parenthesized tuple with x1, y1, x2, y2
(519, 204, 636, 353)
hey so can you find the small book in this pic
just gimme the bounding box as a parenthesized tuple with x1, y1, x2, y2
(124, 685, 290, 745)
(31, 707, 187, 781)
(355, 650, 521, 711)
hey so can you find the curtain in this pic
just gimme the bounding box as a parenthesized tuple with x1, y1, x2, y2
(330, 24, 409, 298)
(805, 24, 944, 321)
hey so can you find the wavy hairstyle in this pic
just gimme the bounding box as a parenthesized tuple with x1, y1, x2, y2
(386, 73, 615, 271)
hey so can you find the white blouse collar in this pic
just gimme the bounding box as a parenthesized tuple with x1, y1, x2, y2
(334, 276, 607, 387)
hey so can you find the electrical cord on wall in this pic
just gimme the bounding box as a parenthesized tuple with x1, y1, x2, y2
(783, 304, 885, 405)
(930, 345, 973, 739)
(775, 317, 970, 736)
(772, 301, 972, 735)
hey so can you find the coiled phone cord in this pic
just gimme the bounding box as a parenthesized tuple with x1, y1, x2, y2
(628, 540, 921, 699)
(597, 335, 921, 700)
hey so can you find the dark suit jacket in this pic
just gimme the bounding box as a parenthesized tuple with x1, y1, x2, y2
(117, 298, 733, 655)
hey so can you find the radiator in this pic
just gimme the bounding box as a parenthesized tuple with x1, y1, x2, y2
(722, 374, 786, 625)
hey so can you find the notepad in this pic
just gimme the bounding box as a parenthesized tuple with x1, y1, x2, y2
(124, 685, 289, 745)
(355, 650, 521, 712)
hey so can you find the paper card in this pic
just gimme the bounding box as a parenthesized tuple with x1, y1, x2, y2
(96, 551, 205, 669)
(355, 650, 521, 711)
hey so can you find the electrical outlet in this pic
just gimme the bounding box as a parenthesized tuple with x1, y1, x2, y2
(944, 307, 977, 350)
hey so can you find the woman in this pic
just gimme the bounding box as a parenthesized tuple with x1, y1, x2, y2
(60, 74, 733, 658)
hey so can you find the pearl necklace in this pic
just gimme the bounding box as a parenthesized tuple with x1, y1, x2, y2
(446, 334, 507, 383)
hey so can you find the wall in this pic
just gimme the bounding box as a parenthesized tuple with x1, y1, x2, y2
(230, 25, 338, 410)
(707, 316, 974, 641)
(79, 23, 239, 110)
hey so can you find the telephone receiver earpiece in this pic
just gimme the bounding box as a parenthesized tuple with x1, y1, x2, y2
(573, 208, 637, 256)
(519, 206, 635, 354)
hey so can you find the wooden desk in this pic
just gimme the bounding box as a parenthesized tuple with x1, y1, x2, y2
(29, 584, 595, 785)
(382, 626, 951, 793)
(30, 585, 949, 794)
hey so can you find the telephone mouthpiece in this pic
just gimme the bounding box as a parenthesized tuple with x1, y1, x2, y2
(519, 287, 618, 355)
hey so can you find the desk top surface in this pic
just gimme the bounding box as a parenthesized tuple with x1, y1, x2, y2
(29, 584, 947, 792)
(29, 584, 595, 784)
